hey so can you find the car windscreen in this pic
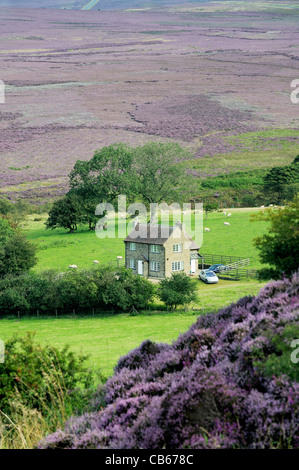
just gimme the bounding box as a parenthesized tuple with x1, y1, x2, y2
(206, 272, 216, 277)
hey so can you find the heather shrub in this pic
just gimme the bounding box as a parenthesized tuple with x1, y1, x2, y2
(39, 273, 299, 449)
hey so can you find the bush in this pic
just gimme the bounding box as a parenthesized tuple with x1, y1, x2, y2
(0, 333, 95, 414)
(157, 272, 197, 310)
(0, 333, 102, 449)
(38, 272, 299, 449)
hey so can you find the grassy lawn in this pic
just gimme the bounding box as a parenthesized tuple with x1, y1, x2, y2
(0, 279, 265, 376)
(25, 207, 269, 271)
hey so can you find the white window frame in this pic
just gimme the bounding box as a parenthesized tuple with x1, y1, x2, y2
(172, 261, 184, 272)
(129, 259, 136, 270)
(150, 261, 160, 272)
(151, 244, 160, 253)
(173, 244, 182, 253)
(129, 242, 136, 251)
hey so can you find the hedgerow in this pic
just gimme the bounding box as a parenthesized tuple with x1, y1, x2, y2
(0, 268, 154, 316)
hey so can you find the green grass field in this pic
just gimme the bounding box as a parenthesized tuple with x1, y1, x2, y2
(0, 278, 264, 376)
(25, 207, 269, 271)
(3, 206, 268, 376)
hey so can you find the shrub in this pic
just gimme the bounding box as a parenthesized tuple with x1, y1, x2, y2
(0, 333, 95, 415)
(0, 333, 103, 449)
(157, 272, 197, 310)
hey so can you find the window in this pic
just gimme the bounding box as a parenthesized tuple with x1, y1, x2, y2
(173, 244, 182, 253)
(150, 261, 160, 272)
(172, 261, 184, 272)
(151, 244, 160, 253)
(130, 259, 136, 270)
(129, 242, 136, 251)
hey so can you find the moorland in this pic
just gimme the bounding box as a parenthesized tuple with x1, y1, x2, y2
(0, 1, 299, 203)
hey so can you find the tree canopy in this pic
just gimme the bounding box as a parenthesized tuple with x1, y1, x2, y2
(157, 272, 197, 310)
(45, 194, 84, 233)
(46, 142, 192, 232)
(263, 156, 299, 203)
(252, 194, 299, 279)
(0, 216, 37, 278)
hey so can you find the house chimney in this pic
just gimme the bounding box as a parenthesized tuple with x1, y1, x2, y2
(175, 220, 185, 230)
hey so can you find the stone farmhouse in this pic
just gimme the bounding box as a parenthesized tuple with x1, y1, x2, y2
(124, 222, 201, 279)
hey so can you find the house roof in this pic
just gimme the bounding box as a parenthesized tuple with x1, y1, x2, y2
(124, 223, 175, 245)
(124, 223, 200, 250)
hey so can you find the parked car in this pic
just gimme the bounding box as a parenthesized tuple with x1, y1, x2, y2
(208, 264, 227, 273)
(199, 270, 219, 284)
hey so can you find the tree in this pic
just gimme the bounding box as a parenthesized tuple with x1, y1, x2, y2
(69, 143, 135, 229)
(132, 142, 192, 206)
(252, 194, 299, 279)
(157, 272, 197, 310)
(45, 194, 83, 233)
(0, 217, 37, 278)
(204, 202, 219, 218)
(263, 157, 299, 204)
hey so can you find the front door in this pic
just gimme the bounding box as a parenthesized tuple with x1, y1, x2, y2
(190, 259, 197, 274)
(138, 260, 143, 275)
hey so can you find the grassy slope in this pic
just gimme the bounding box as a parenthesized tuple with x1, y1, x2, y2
(25, 207, 269, 271)
(6, 206, 267, 376)
(0, 279, 264, 376)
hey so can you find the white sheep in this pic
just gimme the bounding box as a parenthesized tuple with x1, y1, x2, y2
(269, 204, 274, 207)
(224, 222, 230, 226)
(69, 264, 78, 269)
(223, 211, 227, 216)
(260, 205, 265, 209)
(93, 260, 100, 265)
(204, 228, 210, 232)
(227, 213, 231, 217)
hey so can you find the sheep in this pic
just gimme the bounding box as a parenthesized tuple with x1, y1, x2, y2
(227, 213, 231, 217)
(204, 228, 210, 232)
(260, 205, 265, 209)
(69, 264, 78, 269)
(269, 204, 274, 207)
(224, 222, 230, 226)
(93, 260, 100, 265)
(223, 211, 227, 216)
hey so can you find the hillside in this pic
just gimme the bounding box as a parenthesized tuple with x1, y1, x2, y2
(0, 2, 298, 202)
(38, 272, 299, 449)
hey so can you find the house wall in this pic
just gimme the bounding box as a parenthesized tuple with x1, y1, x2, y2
(164, 227, 199, 277)
(125, 242, 165, 278)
